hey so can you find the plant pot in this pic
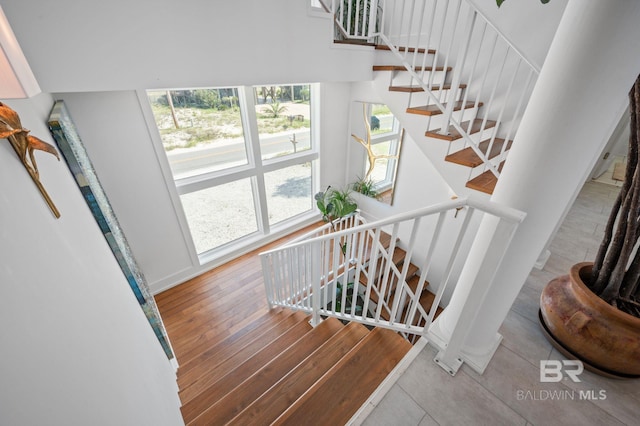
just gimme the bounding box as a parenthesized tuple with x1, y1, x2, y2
(539, 262, 640, 378)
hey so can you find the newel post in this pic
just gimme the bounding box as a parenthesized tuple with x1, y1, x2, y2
(428, 214, 523, 375)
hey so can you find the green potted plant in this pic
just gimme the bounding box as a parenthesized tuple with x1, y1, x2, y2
(334, 281, 364, 316)
(351, 176, 380, 200)
(315, 186, 358, 228)
(539, 75, 640, 377)
(315, 186, 358, 256)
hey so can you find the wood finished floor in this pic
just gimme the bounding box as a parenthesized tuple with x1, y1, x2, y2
(154, 221, 415, 424)
(155, 222, 323, 368)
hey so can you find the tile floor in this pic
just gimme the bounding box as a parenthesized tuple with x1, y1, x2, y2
(361, 180, 639, 426)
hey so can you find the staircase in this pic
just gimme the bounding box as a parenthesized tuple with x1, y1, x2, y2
(175, 227, 441, 425)
(360, 244, 442, 326)
(262, 195, 526, 376)
(177, 309, 412, 425)
(372, 47, 512, 195)
(328, 0, 539, 196)
(175, 4, 534, 421)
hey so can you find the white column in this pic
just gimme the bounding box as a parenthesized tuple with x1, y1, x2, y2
(432, 0, 640, 372)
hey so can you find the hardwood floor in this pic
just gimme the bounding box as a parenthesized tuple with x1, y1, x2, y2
(155, 222, 323, 366)
(155, 221, 416, 424)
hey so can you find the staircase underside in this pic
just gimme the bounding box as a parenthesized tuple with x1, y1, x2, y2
(374, 43, 516, 195)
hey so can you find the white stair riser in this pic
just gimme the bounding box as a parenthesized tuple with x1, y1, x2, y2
(409, 106, 483, 131)
(389, 70, 448, 87)
(441, 127, 500, 156)
(375, 49, 435, 67)
(400, 86, 464, 105)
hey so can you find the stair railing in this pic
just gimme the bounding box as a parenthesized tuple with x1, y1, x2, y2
(329, 0, 382, 42)
(327, 0, 539, 182)
(261, 196, 525, 338)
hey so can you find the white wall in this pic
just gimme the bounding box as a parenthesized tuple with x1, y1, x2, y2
(0, 95, 183, 425)
(53, 91, 195, 289)
(468, 0, 568, 70)
(346, 81, 482, 304)
(2, 0, 375, 92)
(56, 82, 355, 293)
(590, 106, 629, 179)
(0, 0, 569, 295)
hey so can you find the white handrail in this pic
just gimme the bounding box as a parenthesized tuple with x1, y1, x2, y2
(326, 0, 539, 182)
(261, 197, 524, 337)
(464, 0, 540, 74)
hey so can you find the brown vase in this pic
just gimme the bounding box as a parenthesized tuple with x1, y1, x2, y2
(539, 262, 640, 378)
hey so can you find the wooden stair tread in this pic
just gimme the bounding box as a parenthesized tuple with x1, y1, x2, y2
(390, 245, 407, 264)
(178, 308, 294, 386)
(373, 65, 451, 72)
(177, 307, 287, 376)
(361, 245, 411, 279)
(187, 317, 347, 426)
(360, 230, 394, 263)
(180, 315, 322, 424)
(375, 44, 436, 54)
(179, 311, 309, 404)
(418, 290, 444, 320)
(360, 247, 420, 306)
(388, 83, 467, 93)
(405, 291, 444, 337)
(368, 264, 420, 305)
(378, 230, 393, 248)
(273, 327, 412, 425)
(425, 119, 497, 141)
(445, 138, 512, 167)
(465, 161, 505, 195)
(379, 274, 429, 322)
(226, 322, 371, 425)
(333, 39, 376, 47)
(167, 285, 281, 364)
(407, 101, 483, 117)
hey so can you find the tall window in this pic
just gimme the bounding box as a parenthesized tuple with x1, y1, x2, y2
(147, 85, 318, 260)
(366, 103, 402, 192)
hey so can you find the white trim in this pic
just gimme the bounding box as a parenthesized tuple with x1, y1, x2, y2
(459, 332, 503, 375)
(429, 317, 503, 375)
(135, 89, 200, 266)
(141, 84, 320, 267)
(148, 211, 322, 295)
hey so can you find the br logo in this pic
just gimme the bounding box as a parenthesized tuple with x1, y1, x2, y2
(540, 360, 584, 382)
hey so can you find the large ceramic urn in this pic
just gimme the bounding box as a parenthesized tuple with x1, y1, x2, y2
(539, 262, 640, 377)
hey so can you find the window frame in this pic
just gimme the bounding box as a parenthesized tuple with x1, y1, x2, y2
(142, 84, 320, 265)
(366, 105, 402, 191)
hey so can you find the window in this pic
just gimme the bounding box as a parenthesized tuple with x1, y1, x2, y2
(180, 178, 258, 253)
(148, 89, 247, 180)
(254, 85, 312, 161)
(365, 103, 402, 192)
(264, 162, 313, 226)
(147, 85, 318, 260)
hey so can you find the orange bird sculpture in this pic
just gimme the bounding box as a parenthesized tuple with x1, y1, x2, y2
(0, 102, 61, 217)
